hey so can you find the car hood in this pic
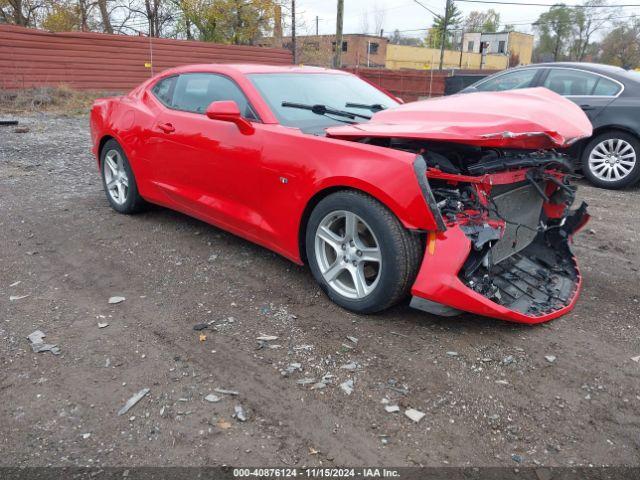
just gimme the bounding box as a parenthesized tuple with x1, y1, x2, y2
(326, 87, 593, 149)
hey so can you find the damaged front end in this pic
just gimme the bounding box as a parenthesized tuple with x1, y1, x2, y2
(409, 149, 589, 323)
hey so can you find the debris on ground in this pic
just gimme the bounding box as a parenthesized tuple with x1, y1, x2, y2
(81, 433, 91, 440)
(502, 355, 515, 365)
(204, 394, 221, 403)
(193, 323, 208, 331)
(108, 296, 126, 304)
(405, 408, 425, 423)
(296, 377, 315, 386)
(0, 120, 19, 126)
(340, 361, 359, 370)
(233, 405, 247, 422)
(199, 333, 207, 342)
(14, 127, 30, 134)
(386, 379, 409, 395)
(545, 355, 557, 363)
(495, 380, 509, 385)
(208, 254, 218, 262)
(340, 379, 354, 395)
(117, 388, 150, 416)
(631, 355, 640, 363)
(346, 336, 358, 344)
(214, 388, 239, 396)
(10, 294, 30, 301)
(256, 334, 278, 341)
(384, 405, 400, 413)
(281, 363, 302, 376)
(97, 322, 109, 329)
(446, 351, 459, 357)
(511, 454, 523, 463)
(217, 419, 232, 429)
(9, 280, 21, 287)
(27, 330, 61, 355)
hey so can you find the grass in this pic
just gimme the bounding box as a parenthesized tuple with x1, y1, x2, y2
(0, 85, 121, 115)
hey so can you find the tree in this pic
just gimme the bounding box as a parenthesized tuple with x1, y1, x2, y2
(464, 9, 500, 33)
(570, 0, 617, 61)
(425, 2, 462, 49)
(0, 0, 45, 26)
(388, 28, 423, 46)
(533, 5, 573, 61)
(599, 20, 640, 69)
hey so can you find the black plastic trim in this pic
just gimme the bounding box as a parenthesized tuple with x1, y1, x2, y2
(413, 155, 447, 232)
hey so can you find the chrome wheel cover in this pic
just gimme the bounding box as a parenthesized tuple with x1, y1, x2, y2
(103, 149, 129, 205)
(588, 138, 636, 182)
(314, 210, 382, 300)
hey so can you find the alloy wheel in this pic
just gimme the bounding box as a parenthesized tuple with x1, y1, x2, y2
(103, 149, 129, 205)
(314, 210, 382, 299)
(588, 138, 637, 182)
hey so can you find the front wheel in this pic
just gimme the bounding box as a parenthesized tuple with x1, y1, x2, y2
(305, 190, 423, 314)
(581, 131, 640, 189)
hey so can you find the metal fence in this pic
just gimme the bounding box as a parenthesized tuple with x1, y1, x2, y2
(0, 25, 293, 91)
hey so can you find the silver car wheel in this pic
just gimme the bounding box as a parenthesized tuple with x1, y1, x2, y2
(103, 149, 129, 205)
(588, 138, 637, 182)
(314, 210, 382, 300)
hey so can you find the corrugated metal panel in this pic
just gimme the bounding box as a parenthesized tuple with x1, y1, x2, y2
(0, 25, 293, 91)
(344, 67, 499, 102)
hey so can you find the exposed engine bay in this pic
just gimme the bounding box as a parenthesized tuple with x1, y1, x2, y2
(362, 137, 590, 319)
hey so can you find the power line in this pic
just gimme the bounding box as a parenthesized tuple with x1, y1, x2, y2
(455, 0, 640, 7)
(412, 0, 441, 17)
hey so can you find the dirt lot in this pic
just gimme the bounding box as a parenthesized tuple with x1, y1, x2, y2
(1, 113, 639, 468)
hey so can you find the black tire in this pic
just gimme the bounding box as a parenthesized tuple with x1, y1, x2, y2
(581, 130, 640, 189)
(305, 190, 423, 314)
(100, 139, 146, 214)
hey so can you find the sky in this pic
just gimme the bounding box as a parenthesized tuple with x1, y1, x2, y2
(291, 0, 638, 39)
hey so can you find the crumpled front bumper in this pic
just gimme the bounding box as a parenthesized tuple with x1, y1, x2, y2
(409, 159, 590, 323)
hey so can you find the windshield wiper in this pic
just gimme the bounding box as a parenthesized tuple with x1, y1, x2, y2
(345, 102, 386, 112)
(282, 101, 371, 120)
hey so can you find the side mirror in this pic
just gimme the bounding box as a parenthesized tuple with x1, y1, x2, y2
(205, 100, 255, 135)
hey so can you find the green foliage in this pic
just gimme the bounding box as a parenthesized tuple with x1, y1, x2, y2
(425, 2, 462, 49)
(178, 0, 276, 44)
(464, 9, 501, 33)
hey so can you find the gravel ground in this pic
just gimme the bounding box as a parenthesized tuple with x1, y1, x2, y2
(1, 113, 639, 468)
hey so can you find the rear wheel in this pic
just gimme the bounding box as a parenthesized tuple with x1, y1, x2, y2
(100, 139, 146, 213)
(581, 131, 640, 189)
(305, 190, 423, 314)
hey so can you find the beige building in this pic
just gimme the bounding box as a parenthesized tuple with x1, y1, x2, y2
(260, 34, 388, 68)
(386, 44, 509, 70)
(386, 31, 533, 71)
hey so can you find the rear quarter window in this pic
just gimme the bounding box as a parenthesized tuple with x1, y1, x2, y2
(151, 76, 176, 106)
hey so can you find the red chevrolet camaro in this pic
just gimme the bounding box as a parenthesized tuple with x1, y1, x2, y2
(90, 64, 592, 323)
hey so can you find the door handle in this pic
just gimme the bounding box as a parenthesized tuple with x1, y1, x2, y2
(580, 105, 595, 111)
(157, 122, 175, 133)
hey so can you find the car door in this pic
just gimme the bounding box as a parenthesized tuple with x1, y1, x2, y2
(540, 68, 621, 124)
(149, 72, 264, 236)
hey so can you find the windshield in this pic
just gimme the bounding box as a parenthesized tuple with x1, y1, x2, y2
(248, 73, 399, 134)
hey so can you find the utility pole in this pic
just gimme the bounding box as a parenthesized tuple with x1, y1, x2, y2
(334, 0, 344, 69)
(316, 16, 319, 35)
(292, 0, 297, 64)
(438, 0, 452, 70)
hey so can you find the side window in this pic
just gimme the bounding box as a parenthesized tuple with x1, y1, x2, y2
(171, 73, 257, 119)
(543, 69, 600, 96)
(475, 69, 537, 92)
(592, 76, 622, 96)
(151, 76, 177, 106)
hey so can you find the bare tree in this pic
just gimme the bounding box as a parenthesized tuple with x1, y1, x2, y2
(97, 0, 113, 33)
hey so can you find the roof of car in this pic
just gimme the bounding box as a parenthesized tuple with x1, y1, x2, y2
(530, 62, 627, 74)
(164, 63, 350, 76)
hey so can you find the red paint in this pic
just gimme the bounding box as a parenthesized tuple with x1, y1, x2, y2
(90, 64, 589, 323)
(327, 87, 593, 149)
